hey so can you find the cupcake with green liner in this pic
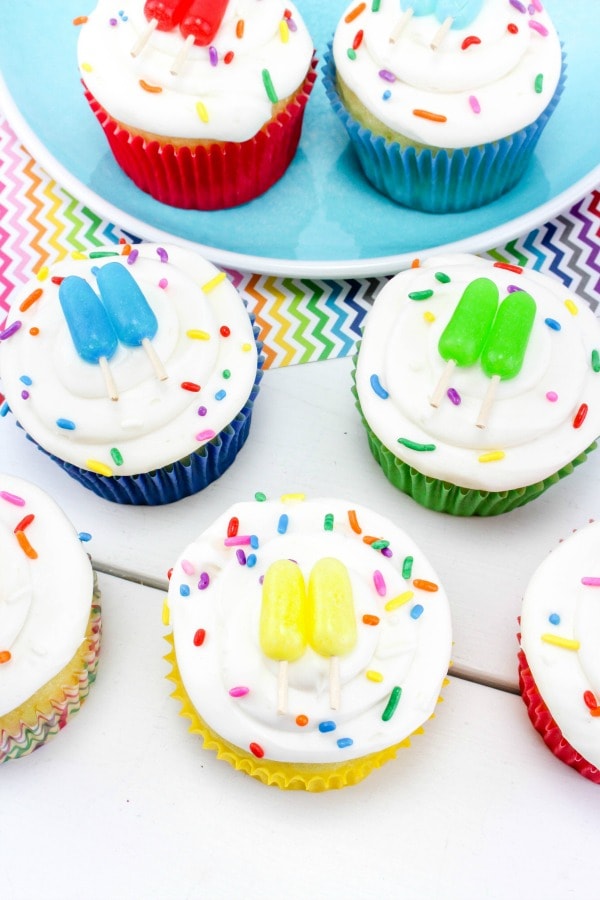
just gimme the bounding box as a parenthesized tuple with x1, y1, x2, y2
(352, 254, 600, 516)
(1, 475, 101, 762)
(0, 243, 262, 505)
(165, 495, 452, 791)
(324, 0, 565, 213)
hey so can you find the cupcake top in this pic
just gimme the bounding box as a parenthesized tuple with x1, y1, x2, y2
(167, 495, 452, 765)
(354, 253, 600, 493)
(0, 243, 259, 477)
(77, 0, 315, 142)
(0, 476, 94, 716)
(520, 521, 600, 771)
(332, 0, 562, 148)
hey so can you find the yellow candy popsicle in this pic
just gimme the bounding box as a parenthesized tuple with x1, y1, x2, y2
(260, 559, 307, 713)
(307, 557, 357, 709)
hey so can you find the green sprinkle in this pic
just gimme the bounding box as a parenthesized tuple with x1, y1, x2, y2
(435, 272, 451, 283)
(324, 513, 334, 531)
(88, 250, 120, 258)
(110, 447, 123, 466)
(255, 491, 267, 502)
(372, 0, 381, 10)
(592, 349, 600, 373)
(408, 289, 434, 301)
(402, 556, 414, 579)
(534, 73, 544, 94)
(382, 686, 402, 722)
(347, 47, 357, 60)
(371, 540, 390, 551)
(398, 438, 437, 452)
(262, 69, 278, 103)
(222, 369, 231, 379)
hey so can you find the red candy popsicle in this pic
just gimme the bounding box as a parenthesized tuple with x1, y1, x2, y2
(180, 0, 230, 45)
(132, 0, 193, 58)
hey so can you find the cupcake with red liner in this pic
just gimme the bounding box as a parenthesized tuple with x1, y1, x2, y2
(518, 522, 600, 784)
(76, 0, 316, 209)
(1, 475, 101, 763)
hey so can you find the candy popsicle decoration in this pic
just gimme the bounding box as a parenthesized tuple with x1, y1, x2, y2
(95, 262, 168, 382)
(476, 290, 537, 429)
(180, 0, 230, 45)
(397, 0, 484, 49)
(430, 277, 499, 408)
(58, 276, 119, 401)
(131, 0, 192, 57)
(307, 558, 357, 711)
(260, 559, 308, 715)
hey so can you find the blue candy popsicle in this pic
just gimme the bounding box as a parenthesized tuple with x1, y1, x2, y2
(436, 0, 484, 29)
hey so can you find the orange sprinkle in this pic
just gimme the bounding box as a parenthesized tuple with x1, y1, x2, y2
(16, 530, 38, 559)
(411, 258, 421, 268)
(413, 578, 438, 592)
(591, 708, 600, 718)
(362, 614, 380, 626)
(19, 288, 43, 312)
(413, 109, 447, 123)
(236, 19, 245, 38)
(348, 509, 362, 534)
(120, 243, 132, 255)
(295, 714, 309, 727)
(72, 15, 88, 25)
(29, 327, 40, 336)
(345, 2, 366, 23)
(139, 80, 163, 94)
(0, 650, 11, 664)
(362, 535, 378, 545)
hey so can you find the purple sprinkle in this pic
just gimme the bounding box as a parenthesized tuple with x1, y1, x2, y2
(529, 18, 548, 36)
(157, 247, 168, 263)
(127, 248, 139, 265)
(528, 3, 535, 11)
(379, 69, 396, 83)
(236, 549, 247, 565)
(198, 572, 210, 590)
(381, 547, 393, 558)
(447, 387, 461, 406)
(509, 0, 527, 13)
(469, 95, 481, 115)
(506, 284, 521, 293)
(21, 390, 30, 400)
(287, 17, 297, 32)
(0, 321, 22, 340)
(109, 17, 118, 26)
(209, 45, 218, 66)
(197, 406, 208, 416)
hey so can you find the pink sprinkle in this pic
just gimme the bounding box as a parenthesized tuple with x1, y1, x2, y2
(181, 559, 195, 575)
(0, 491, 26, 507)
(531, 0, 543, 10)
(158, 278, 168, 289)
(373, 570, 386, 596)
(469, 95, 481, 114)
(224, 535, 252, 546)
(229, 686, 250, 698)
(195, 429, 216, 442)
(529, 18, 548, 36)
(546, 391, 558, 402)
(582, 577, 600, 587)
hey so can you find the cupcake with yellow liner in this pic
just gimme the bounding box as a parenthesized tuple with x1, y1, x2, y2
(324, 0, 565, 212)
(1, 476, 101, 763)
(76, 0, 316, 209)
(165, 494, 452, 791)
(353, 254, 600, 516)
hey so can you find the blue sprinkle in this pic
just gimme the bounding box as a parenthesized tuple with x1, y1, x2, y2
(337, 737, 354, 749)
(250, 535, 259, 549)
(549, 612, 561, 625)
(0, 402, 10, 417)
(90, 266, 101, 277)
(215, 389, 227, 401)
(410, 604, 424, 620)
(56, 418, 76, 430)
(78, 532, 92, 542)
(19, 375, 33, 386)
(382, 90, 391, 101)
(318, 720, 337, 734)
(370, 373, 389, 399)
(277, 514, 289, 534)
(246, 553, 257, 568)
(180, 584, 191, 597)
(545, 317, 561, 331)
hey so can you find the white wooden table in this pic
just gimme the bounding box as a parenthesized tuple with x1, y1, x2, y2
(2, 355, 599, 900)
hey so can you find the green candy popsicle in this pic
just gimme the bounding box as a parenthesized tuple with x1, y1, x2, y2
(431, 277, 499, 407)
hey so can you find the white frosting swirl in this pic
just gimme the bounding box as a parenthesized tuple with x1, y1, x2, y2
(333, 0, 562, 148)
(520, 522, 600, 771)
(355, 254, 600, 492)
(0, 244, 258, 477)
(0, 476, 93, 716)
(78, 1, 314, 142)
(168, 497, 452, 765)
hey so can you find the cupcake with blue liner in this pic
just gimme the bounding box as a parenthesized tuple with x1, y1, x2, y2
(324, 0, 566, 213)
(0, 243, 262, 505)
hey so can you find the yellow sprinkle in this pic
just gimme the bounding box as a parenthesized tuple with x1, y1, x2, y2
(385, 591, 414, 611)
(70, 251, 87, 260)
(280, 493, 306, 503)
(279, 20, 289, 42)
(201, 272, 227, 293)
(366, 670, 384, 683)
(195, 101, 209, 123)
(162, 599, 170, 626)
(186, 329, 210, 340)
(81, 62, 93, 73)
(541, 633, 580, 651)
(423, 311, 435, 323)
(478, 451, 505, 464)
(241, 342, 253, 352)
(85, 459, 113, 477)
(36, 266, 49, 282)
(564, 299, 578, 316)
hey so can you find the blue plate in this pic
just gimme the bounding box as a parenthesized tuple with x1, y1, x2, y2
(0, 0, 598, 276)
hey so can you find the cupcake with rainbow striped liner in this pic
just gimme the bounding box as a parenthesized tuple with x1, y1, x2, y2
(0, 243, 262, 505)
(324, 0, 565, 213)
(1, 475, 101, 763)
(165, 495, 452, 791)
(352, 254, 600, 516)
(518, 521, 600, 783)
(76, 0, 316, 209)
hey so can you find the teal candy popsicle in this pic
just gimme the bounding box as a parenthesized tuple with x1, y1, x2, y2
(430, 277, 499, 407)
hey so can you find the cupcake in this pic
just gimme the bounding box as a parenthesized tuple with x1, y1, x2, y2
(323, 0, 565, 212)
(0, 243, 262, 505)
(353, 254, 600, 516)
(518, 521, 600, 783)
(165, 495, 452, 791)
(77, 0, 316, 209)
(1, 475, 101, 763)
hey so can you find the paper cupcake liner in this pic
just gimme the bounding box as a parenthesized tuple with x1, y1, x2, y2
(351, 365, 597, 516)
(164, 632, 446, 792)
(1, 581, 101, 764)
(518, 645, 600, 784)
(83, 60, 316, 210)
(323, 48, 566, 213)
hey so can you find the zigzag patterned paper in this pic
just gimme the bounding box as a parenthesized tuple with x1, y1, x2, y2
(1, 112, 599, 368)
